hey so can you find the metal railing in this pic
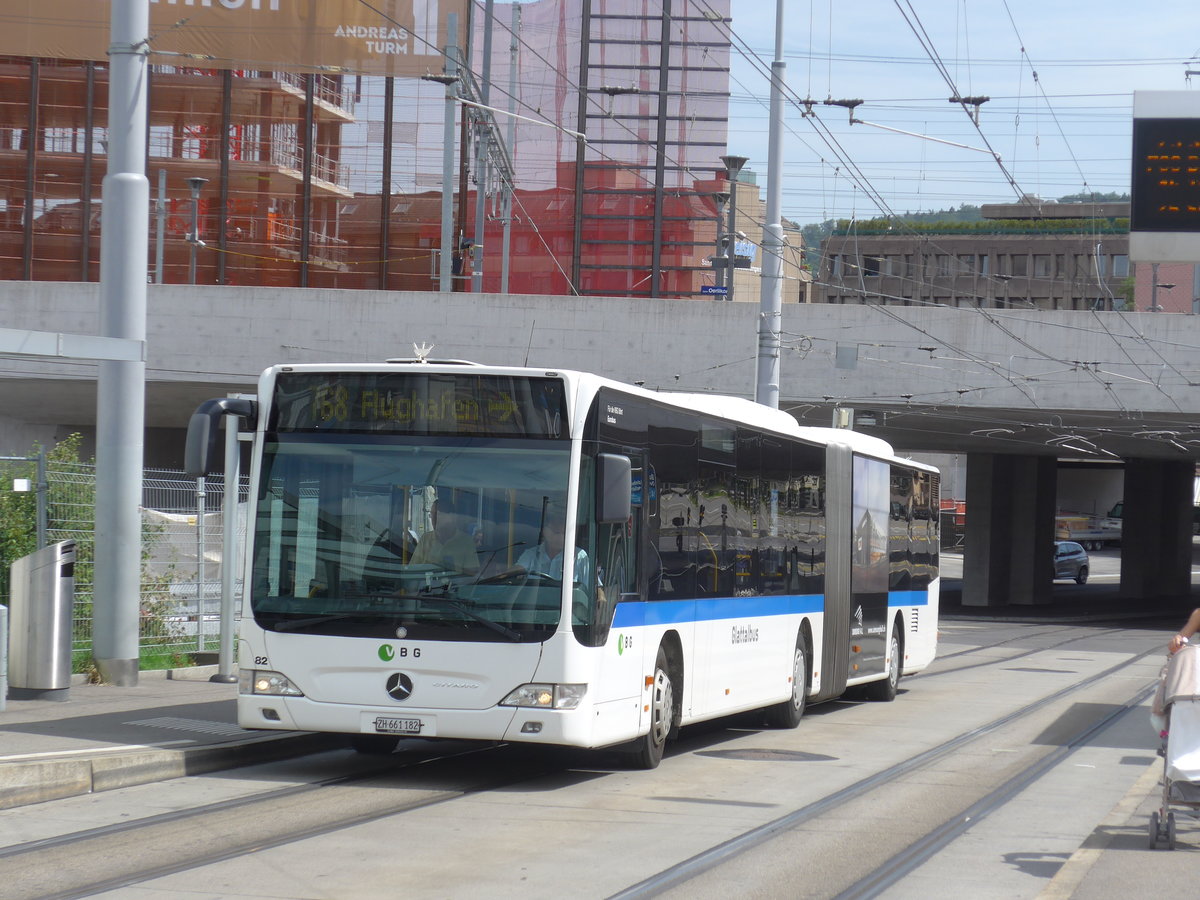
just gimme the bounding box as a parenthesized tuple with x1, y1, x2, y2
(0, 462, 249, 671)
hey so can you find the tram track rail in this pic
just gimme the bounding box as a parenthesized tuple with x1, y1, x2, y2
(3, 635, 1166, 900)
(3, 743, 560, 900)
(609, 645, 1161, 899)
(833, 680, 1157, 899)
(916, 624, 1131, 679)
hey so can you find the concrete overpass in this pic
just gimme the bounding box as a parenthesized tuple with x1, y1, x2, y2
(2, 281, 1198, 610)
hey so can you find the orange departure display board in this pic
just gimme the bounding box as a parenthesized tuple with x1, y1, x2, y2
(1131, 117, 1200, 232)
(1130, 91, 1200, 262)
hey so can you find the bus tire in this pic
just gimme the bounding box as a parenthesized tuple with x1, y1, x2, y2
(627, 645, 674, 769)
(349, 734, 398, 755)
(864, 623, 901, 702)
(765, 637, 808, 728)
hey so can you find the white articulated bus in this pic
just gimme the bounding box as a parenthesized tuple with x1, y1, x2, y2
(186, 360, 940, 768)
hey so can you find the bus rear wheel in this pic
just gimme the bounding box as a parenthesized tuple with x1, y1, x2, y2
(765, 639, 808, 728)
(627, 645, 674, 769)
(864, 624, 901, 702)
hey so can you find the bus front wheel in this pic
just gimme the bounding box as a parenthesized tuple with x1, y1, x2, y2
(627, 645, 674, 769)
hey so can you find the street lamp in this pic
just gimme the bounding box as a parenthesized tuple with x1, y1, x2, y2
(993, 273, 1012, 309)
(720, 154, 748, 302)
(1149, 262, 1175, 312)
(186, 176, 208, 285)
(711, 191, 729, 296)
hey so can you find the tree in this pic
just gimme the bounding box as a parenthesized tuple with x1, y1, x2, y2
(0, 435, 95, 600)
(1057, 191, 1129, 204)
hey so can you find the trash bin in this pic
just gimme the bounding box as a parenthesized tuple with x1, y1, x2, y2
(8, 540, 76, 701)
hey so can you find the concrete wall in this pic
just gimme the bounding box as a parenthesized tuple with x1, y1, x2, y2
(4, 281, 1199, 411)
(4, 281, 1200, 468)
(1057, 465, 1124, 518)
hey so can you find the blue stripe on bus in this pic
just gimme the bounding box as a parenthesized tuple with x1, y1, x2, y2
(888, 590, 931, 608)
(612, 594, 824, 628)
(611, 589, 931, 628)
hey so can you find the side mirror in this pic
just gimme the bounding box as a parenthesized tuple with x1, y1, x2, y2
(185, 397, 258, 476)
(596, 453, 631, 525)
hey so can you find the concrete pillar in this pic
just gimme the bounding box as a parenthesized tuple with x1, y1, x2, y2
(963, 454, 1056, 606)
(1120, 459, 1194, 601)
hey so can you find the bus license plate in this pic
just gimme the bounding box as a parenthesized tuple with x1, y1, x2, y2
(372, 716, 424, 735)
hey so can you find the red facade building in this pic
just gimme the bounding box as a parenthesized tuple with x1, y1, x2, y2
(0, 1, 735, 299)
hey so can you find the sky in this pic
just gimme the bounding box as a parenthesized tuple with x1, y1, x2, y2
(723, 0, 1200, 225)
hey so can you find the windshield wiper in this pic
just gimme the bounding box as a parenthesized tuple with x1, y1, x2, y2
(415, 592, 523, 642)
(271, 611, 392, 633)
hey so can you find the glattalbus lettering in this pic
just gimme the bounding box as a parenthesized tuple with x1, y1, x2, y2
(151, 0, 281, 10)
(731, 624, 759, 645)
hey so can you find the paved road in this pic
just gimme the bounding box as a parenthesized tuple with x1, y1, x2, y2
(0, 621, 1175, 900)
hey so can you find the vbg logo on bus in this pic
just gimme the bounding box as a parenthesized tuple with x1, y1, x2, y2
(378, 643, 421, 661)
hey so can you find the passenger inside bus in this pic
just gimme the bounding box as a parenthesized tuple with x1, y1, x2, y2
(412, 492, 479, 574)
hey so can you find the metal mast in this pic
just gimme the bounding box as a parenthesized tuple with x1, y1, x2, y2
(755, 0, 786, 409)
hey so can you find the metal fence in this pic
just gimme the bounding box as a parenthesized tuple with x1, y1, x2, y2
(0, 457, 249, 671)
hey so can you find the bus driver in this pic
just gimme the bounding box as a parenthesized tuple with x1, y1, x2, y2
(518, 506, 594, 586)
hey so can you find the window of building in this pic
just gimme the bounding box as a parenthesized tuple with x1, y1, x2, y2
(1007, 254, 1029, 276)
(978, 254, 990, 275)
(862, 255, 881, 277)
(956, 254, 975, 274)
(1111, 254, 1129, 277)
(1033, 255, 1052, 278)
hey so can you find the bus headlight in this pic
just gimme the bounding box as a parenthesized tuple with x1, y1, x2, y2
(240, 668, 304, 697)
(500, 683, 587, 710)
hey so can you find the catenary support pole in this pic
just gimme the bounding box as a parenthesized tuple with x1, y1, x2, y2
(755, 0, 786, 409)
(95, 0, 149, 685)
(154, 169, 165, 284)
(500, 3, 520, 293)
(212, 407, 242, 683)
(439, 14, 459, 292)
(472, 0, 495, 292)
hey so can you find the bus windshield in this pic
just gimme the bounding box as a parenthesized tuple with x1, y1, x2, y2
(250, 434, 574, 642)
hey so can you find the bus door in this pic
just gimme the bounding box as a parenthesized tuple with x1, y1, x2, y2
(849, 455, 890, 680)
(818, 444, 852, 701)
(579, 449, 644, 739)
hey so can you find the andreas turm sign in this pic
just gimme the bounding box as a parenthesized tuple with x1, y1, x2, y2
(2, 0, 468, 76)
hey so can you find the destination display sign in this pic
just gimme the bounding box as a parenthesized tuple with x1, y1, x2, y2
(1131, 117, 1200, 233)
(1130, 92, 1200, 262)
(270, 372, 567, 439)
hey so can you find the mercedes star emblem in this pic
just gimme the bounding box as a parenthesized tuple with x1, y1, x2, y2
(386, 672, 414, 701)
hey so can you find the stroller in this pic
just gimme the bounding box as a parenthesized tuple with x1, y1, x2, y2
(1149, 642, 1200, 849)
